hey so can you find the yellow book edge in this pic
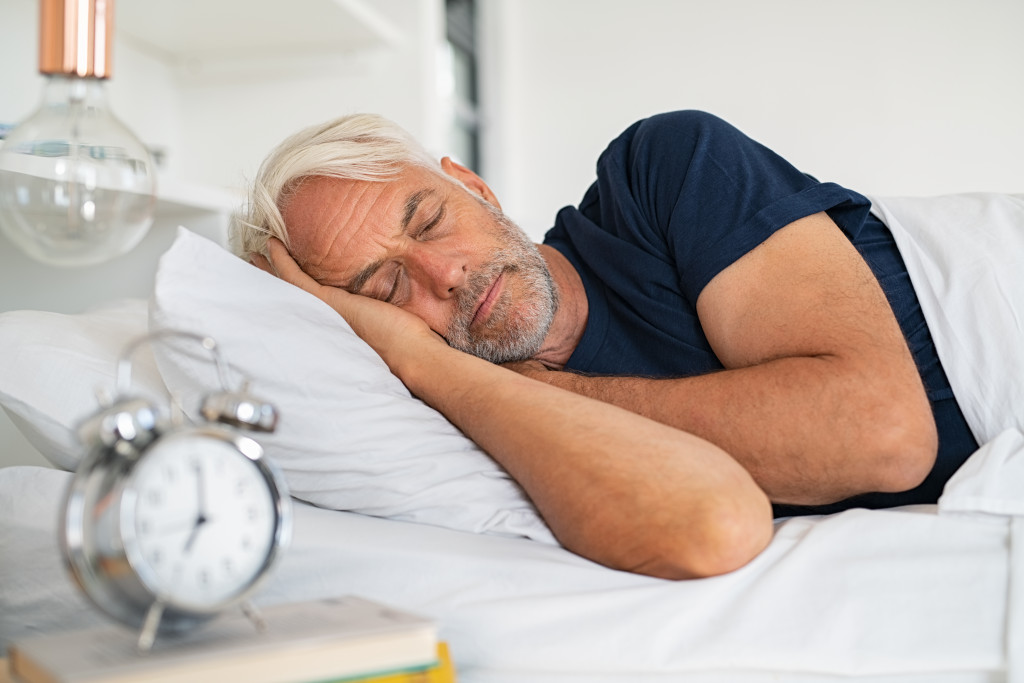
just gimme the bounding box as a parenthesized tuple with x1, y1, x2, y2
(332, 643, 455, 683)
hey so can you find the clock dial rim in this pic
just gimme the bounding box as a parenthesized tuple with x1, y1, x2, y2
(120, 428, 285, 613)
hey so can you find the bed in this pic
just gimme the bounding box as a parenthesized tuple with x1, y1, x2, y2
(2, 193, 1024, 682)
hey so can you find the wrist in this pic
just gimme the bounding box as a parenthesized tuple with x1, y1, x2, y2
(393, 342, 475, 397)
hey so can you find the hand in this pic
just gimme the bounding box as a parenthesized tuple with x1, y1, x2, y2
(254, 239, 449, 377)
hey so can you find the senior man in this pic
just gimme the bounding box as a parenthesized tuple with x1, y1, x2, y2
(236, 110, 979, 578)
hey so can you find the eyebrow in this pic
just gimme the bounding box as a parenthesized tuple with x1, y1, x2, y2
(345, 189, 435, 294)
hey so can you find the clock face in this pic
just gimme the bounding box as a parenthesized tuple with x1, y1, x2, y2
(121, 433, 279, 612)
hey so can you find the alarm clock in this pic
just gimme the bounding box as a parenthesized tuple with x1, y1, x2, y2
(60, 330, 292, 650)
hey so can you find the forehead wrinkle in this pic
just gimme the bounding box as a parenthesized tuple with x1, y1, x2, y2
(294, 179, 382, 287)
(299, 193, 349, 276)
(336, 180, 404, 291)
(292, 168, 447, 293)
(309, 181, 372, 277)
(342, 183, 444, 293)
(282, 177, 345, 270)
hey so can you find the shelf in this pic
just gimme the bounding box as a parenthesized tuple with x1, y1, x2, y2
(156, 177, 244, 217)
(117, 0, 403, 78)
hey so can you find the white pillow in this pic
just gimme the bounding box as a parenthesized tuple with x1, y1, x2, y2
(0, 299, 166, 471)
(149, 227, 555, 543)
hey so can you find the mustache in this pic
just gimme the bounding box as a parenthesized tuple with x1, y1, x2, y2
(438, 200, 557, 364)
(446, 256, 516, 340)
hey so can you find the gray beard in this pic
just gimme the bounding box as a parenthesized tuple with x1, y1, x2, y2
(442, 205, 558, 364)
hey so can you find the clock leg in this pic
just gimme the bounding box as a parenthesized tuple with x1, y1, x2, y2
(240, 600, 267, 633)
(137, 599, 166, 652)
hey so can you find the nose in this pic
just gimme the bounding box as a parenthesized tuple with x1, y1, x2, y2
(409, 244, 467, 299)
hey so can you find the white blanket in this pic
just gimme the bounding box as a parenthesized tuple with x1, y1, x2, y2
(870, 193, 1024, 445)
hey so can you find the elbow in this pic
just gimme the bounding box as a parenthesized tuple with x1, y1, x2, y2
(863, 400, 939, 493)
(626, 492, 775, 580)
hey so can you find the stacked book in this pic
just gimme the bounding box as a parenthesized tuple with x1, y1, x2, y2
(8, 596, 455, 682)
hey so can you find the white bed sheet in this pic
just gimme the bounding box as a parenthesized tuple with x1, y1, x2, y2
(4, 430, 1024, 683)
(870, 192, 1024, 446)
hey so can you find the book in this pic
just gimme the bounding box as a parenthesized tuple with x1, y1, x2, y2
(349, 643, 455, 683)
(8, 596, 444, 683)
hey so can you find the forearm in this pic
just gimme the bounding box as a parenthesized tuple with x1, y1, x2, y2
(526, 355, 936, 505)
(396, 344, 773, 578)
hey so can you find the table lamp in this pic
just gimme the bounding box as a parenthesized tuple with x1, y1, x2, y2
(0, 0, 156, 267)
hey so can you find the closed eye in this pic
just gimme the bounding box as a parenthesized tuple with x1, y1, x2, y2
(418, 204, 445, 238)
(383, 270, 402, 304)
(372, 201, 446, 304)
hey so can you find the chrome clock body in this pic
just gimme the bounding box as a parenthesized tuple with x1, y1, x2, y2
(60, 331, 291, 647)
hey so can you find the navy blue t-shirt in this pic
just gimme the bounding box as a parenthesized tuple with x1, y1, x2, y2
(542, 110, 977, 517)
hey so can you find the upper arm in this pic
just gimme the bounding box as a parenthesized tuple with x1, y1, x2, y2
(694, 212, 938, 485)
(696, 212, 909, 371)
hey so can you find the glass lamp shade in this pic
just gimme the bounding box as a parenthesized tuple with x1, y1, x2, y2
(0, 75, 157, 267)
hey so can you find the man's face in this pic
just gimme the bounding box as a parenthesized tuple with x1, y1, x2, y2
(281, 166, 557, 363)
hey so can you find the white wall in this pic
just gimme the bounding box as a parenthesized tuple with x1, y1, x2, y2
(172, 0, 447, 191)
(478, 0, 1024, 240)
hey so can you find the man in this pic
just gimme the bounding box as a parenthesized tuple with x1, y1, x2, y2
(236, 111, 978, 578)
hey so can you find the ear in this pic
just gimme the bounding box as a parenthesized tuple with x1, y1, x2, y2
(440, 157, 502, 210)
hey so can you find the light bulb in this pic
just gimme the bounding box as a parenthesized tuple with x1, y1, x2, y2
(0, 0, 156, 267)
(0, 76, 156, 266)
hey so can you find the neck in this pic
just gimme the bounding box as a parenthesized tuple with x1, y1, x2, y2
(532, 244, 588, 369)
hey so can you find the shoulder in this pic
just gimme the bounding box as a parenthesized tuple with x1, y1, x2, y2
(610, 110, 745, 157)
(632, 109, 739, 138)
(595, 110, 753, 187)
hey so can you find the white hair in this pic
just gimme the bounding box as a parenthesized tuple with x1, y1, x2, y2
(230, 114, 440, 258)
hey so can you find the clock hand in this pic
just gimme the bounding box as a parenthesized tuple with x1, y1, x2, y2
(184, 461, 209, 553)
(194, 460, 207, 517)
(183, 510, 208, 553)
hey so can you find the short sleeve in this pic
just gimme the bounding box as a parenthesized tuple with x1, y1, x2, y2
(576, 111, 873, 301)
(542, 110, 878, 379)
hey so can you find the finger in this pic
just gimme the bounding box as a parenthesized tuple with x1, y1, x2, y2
(266, 238, 322, 295)
(249, 252, 276, 276)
